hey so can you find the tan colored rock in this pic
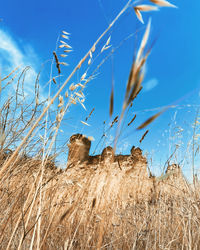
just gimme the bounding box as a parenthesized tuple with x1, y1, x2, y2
(131, 146, 147, 164)
(67, 134, 91, 165)
(166, 163, 181, 176)
(156, 164, 188, 199)
(88, 155, 101, 165)
(114, 155, 129, 168)
(101, 146, 114, 164)
(65, 134, 188, 203)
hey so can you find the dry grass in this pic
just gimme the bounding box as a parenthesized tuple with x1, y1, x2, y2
(2, 1, 198, 249)
(0, 153, 200, 249)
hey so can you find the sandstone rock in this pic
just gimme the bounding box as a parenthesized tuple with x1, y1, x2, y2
(67, 134, 91, 165)
(101, 146, 114, 164)
(66, 134, 187, 203)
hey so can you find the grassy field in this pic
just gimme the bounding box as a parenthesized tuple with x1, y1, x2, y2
(1, 1, 200, 249)
(1, 147, 200, 249)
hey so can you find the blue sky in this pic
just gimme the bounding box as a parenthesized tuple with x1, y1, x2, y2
(1, 0, 200, 176)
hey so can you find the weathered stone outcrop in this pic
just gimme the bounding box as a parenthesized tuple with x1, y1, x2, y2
(66, 134, 187, 203)
(101, 146, 115, 164)
(157, 163, 187, 197)
(67, 133, 147, 171)
(67, 134, 91, 165)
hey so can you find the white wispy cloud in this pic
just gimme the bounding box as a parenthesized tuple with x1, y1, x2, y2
(0, 29, 46, 99)
(143, 78, 158, 92)
(118, 141, 130, 154)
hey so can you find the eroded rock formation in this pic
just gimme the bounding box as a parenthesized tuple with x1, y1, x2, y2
(66, 134, 187, 204)
(67, 134, 91, 165)
(157, 163, 187, 197)
(101, 146, 115, 164)
(67, 133, 146, 170)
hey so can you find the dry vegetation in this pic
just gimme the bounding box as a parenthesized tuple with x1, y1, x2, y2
(1, 146, 200, 249)
(1, 0, 200, 249)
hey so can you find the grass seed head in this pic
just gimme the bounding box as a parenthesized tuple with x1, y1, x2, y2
(150, 0, 177, 8)
(62, 30, 70, 35)
(58, 95, 64, 107)
(134, 8, 144, 24)
(59, 62, 69, 66)
(60, 54, 68, 58)
(81, 72, 87, 81)
(106, 36, 111, 45)
(91, 44, 96, 52)
(81, 121, 90, 126)
(139, 129, 149, 143)
(56, 113, 62, 123)
(65, 91, 68, 98)
(60, 40, 67, 44)
(135, 5, 159, 12)
(61, 34, 69, 39)
(69, 84, 77, 91)
(53, 77, 57, 84)
(63, 44, 72, 49)
(88, 58, 92, 65)
(59, 44, 66, 49)
(64, 49, 73, 53)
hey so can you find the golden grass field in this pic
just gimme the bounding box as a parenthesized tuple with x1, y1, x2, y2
(1, 147, 200, 249)
(1, 1, 200, 249)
